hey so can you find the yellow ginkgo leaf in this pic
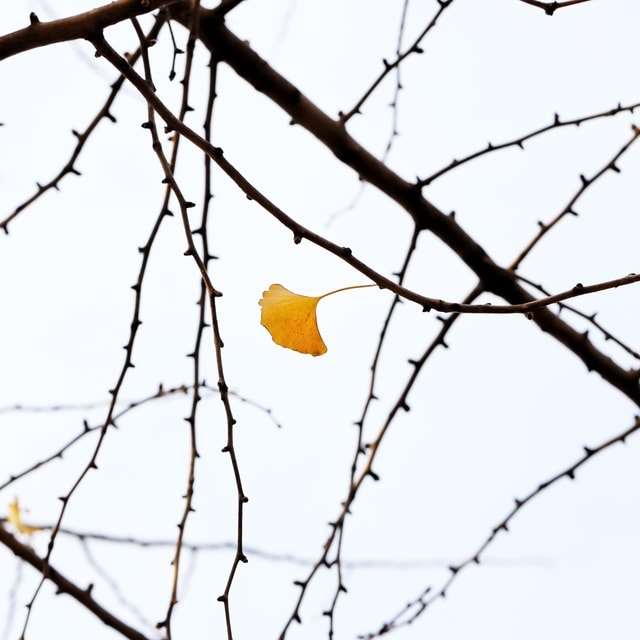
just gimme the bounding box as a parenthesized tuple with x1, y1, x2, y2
(259, 284, 327, 356)
(258, 283, 375, 356)
(7, 498, 41, 536)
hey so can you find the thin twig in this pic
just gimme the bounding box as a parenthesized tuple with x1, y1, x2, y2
(418, 102, 640, 187)
(0, 13, 167, 233)
(360, 414, 640, 637)
(99, 23, 245, 639)
(519, 0, 591, 16)
(510, 124, 640, 270)
(338, 0, 455, 124)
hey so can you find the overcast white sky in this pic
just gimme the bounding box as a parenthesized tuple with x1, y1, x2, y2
(1, 1, 640, 639)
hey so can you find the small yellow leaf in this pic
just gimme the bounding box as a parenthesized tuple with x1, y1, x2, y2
(259, 282, 376, 356)
(259, 284, 327, 356)
(7, 498, 41, 536)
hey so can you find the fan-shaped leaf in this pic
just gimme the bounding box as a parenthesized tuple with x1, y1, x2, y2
(259, 284, 327, 356)
(259, 283, 375, 356)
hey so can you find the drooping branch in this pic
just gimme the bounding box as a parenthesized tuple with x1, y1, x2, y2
(128, 15, 203, 637)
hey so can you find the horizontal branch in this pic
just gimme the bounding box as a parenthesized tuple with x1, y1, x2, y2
(0, 524, 151, 640)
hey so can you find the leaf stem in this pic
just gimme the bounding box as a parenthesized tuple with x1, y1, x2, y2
(319, 284, 377, 300)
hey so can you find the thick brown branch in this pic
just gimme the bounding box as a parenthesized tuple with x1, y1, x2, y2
(1, 2, 636, 406)
(0, 525, 152, 640)
(183, 12, 640, 407)
(0, 0, 177, 60)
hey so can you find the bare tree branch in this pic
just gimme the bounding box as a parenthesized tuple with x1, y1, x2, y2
(0, 0, 179, 61)
(171, 11, 640, 407)
(1, 13, 167, 233)
(338, 0, 455, 124)
(519, 0, 592, 15)
(0, 525, 152, 640)
(0, 0, 635, 408)
(0, 2, 637, 638)
(418, 102, 640, 187)
(360, 414, 640, 638)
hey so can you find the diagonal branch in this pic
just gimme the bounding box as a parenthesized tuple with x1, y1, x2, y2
(510, 125, 640, 270)
(360, 413, 640, 638)
(338, 0, 455, 124)
(182, 11, 640, 407)
(418, 102, 640, 187)
(1, 13, 167, 234)
(1, 2, 636, 404)
(0, 525, 152, 640)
